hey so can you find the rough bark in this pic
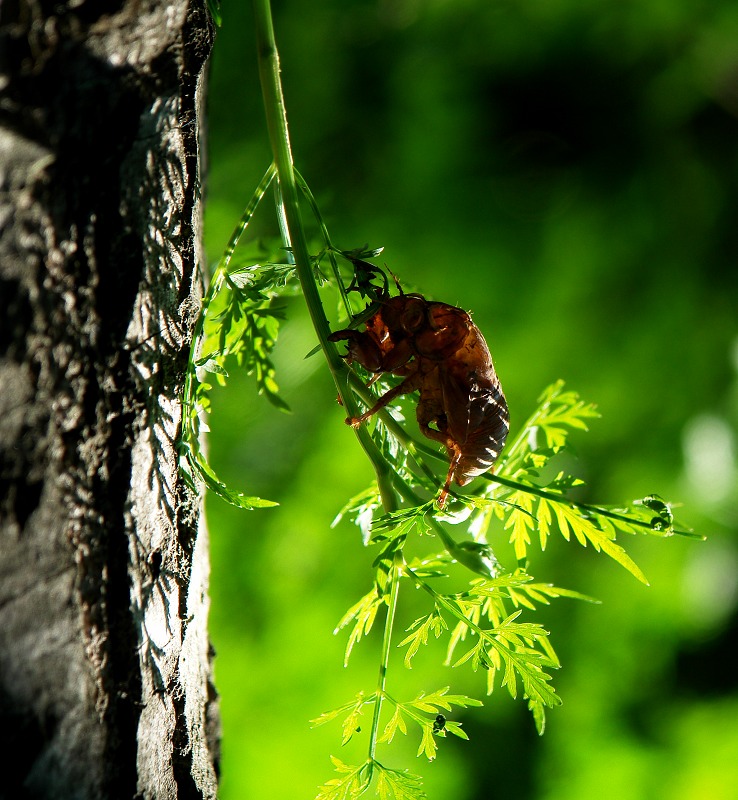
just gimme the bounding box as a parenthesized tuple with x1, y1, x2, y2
(0, 1, 218, 798)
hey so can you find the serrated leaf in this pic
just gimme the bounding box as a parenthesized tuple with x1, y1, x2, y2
(310, 692, 369, 730)
(310, 693, 372, 747)
(371, 504, 432, 537)
(335, 586, 383, 666)
(503, 491, 536, 560)
(340, 702, 366, 746)
(531, 701, 547, 735)
(536, 497, 553, 550)
(398, 608, 447, 668)
(189, 451, 278, 509)
(406, 687, 483, 714)
(416, 724, 438, 761)
(496, 380, 600, 479)
(444, 720, 469, 740)
(332, 484, 381, 545)
(443, 607, 563, 714)
(379, 706, 408, 745)
(316, 757, 371, 800)
(471, 570, 598, 610)
(550, 502, 649, 584)
(374, 762, 426, 800)
(450, 641, 481, 670)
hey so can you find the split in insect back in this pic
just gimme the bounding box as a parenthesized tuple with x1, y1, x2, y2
(328, 262, 509, 507)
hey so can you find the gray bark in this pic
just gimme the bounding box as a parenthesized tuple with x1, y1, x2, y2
(0, 1, 218, 798)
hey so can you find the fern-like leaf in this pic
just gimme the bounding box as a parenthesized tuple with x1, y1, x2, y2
(374, 763, 426, 800)
(398, 607, 448, 668)
(316, 758, 372, 800)
(311, 692, 372, 747)
(548, 501, 649, 584)
(335, 586, 385, 666)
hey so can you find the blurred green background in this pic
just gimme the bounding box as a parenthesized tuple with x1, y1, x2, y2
(202, 1, 738, 798)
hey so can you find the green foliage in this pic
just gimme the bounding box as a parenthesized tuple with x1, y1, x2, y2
(180, 166, 284, 509)
(482, 381, 698, 584)
(184, 3, 703, 796)
(181, 157, 695, 796)
(305, 366, 693, 796)
(315, 758, 426, 800)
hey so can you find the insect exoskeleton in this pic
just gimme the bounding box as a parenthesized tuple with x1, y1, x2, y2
(433, 714, 447, 734)
(330, 290, 508, 507)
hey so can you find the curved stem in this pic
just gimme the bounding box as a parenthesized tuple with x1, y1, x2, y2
(251, 0, 333, 358)
(293, 168, 352, 318)
(251, 0, 399, 511)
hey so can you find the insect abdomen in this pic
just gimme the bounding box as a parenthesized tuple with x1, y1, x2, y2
(454, 380, 509, 485)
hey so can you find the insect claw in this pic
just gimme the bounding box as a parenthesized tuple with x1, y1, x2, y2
(347, 417, 362, 429)
(436, 446, 463, 508)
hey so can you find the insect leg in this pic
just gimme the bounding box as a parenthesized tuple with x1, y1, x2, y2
(328, 328, 385, 372)
(346, 373, 421, 428)
(438, 447, 462, 509)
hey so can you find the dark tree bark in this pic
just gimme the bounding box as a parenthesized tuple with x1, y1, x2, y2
(0, 1, 218, 797)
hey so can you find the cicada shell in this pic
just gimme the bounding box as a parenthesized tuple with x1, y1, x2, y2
(329, 293, 509, 506)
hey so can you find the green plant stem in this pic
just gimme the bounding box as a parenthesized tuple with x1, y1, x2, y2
(369, 556, 402, 762)
(294, 169, 352, 318)
(251, 0, 399, 511)
(251, 0, 333, 360)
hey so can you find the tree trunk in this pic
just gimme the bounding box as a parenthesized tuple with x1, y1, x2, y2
(0, 1, 218, 797)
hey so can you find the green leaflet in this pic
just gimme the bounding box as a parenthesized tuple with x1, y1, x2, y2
(334, 586, 384, 667)
(398, 607, 449, 669)
(315, 758, 373, 800)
